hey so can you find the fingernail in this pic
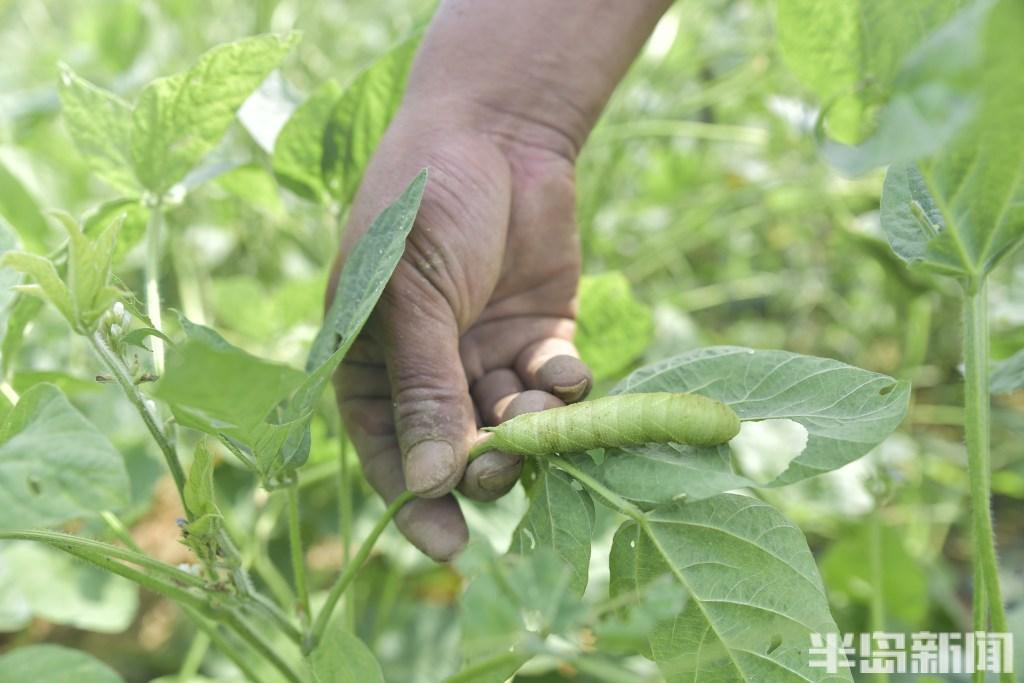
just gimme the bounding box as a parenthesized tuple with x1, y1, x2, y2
(552, 378, 591, 403)
(405, 440, 457, 497)
(479, 461, 522, 492)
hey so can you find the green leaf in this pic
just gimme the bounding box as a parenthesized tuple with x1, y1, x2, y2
(273, 79, 342, 202)
(306, 168, 426, 371)
(0, 644, 124, 683)
(991, 349, 1024, 395)
(509, 465, 594, 596)
(609, 494, 849, 682)
(310, 626, 386, 683)
(776, 0, 962, 145)
(820, 523, 927, 627)
(0, 221, 19, 316)
(576, 272, 653, 381)
(217, 164, 284, 217)
(0, 251, 74, 325)
(131, 32, 299, 195)
(595, 575, 686, 656)
(322, 36, 420, 203)
(184, 442, 217, 519)
(574, 347, 910, 507)
(0, 162, 51, 252)
(59, 211, 122, 329)
(0, 542, 138, 633)
(816, 1, 989, 175)
(1, 296, 44, 378)
(83, 199, 149, 264)
(0, 383, 129, 529)
(153, 333, 306, 441)
(58, 64, 139, 193)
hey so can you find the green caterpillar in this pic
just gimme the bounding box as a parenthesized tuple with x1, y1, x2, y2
(471, 392, 740, 458)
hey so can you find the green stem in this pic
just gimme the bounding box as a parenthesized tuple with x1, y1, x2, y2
(222, 608, 304, 683)
(310, 490, 415, 650)
(0, 530, 206, 588)
(962, 282, 1011, 683)
(444, 650, 533, 683)
(177, 630, 211, 680)
(547, 456, 645, 522)
(101, 510, 144, 554)
(182, 606, 270, 683)
(868, 509, 887, 683)
(338, 438, 356, 629)
(89, 331, 187, 499)
(285, 484, 312, 632)
(146, 205, 166, 374)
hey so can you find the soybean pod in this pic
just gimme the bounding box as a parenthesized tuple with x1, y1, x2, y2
(470, 392, 740, 459)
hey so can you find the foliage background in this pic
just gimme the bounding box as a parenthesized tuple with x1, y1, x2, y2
(0, 0, 1021, 680)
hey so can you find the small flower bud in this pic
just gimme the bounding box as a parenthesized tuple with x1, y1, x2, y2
(112, 302, 125, 318)
(109, 323, 123, 337)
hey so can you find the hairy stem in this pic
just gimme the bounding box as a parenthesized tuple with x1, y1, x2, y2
(285, 484, 312, 632)
(310, 490, 415, 650)
(146, 206, 166, 374)
(963, 282, 1011, 683)
(89, 331, 187, 497)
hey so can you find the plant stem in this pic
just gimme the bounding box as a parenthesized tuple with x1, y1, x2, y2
(444, 650, 533, 683)
(182, 606, 269, 683)
(338, 437, 356, 629)
(146, 205, 166, 374)
(101, 510, 145, 554)
(0, 530, 206, 588)
(962, 282, 1011, 683)
(89, 331, 187, 498)
(285, 484, 312, 632)
(547, 456, 645, 522)
(868, 509, 888, 683)
(220, 607, 304, 683)
(309, 490, 415, 650)
(178, 629, 211, 680)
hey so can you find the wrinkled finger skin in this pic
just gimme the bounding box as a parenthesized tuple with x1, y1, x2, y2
(330, 111, 592, 561)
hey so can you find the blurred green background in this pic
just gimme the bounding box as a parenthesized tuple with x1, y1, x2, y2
(0, 0, 1021, 681)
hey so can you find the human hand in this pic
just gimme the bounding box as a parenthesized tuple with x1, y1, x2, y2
(332, 103, 592, 561)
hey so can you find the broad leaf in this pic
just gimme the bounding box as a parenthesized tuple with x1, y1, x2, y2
(83, 199, 149, 264)
(574, 347, 910, 506)
(322, 36, 420, 203)
(131, 32, 299, 195)
(457, 544, 580, 680)
(0, 162, 51, 252)
(509, 464, 594, 596)
(820, 523, 927, 627)
(991, 350, 1024, 395)
(610, 494, 850, 682)
(0, 645, 124, 683)
(776, 0, 962, 145)
(310, 625, 386, 683)
(576, 272, 653, 381)
(273, 79, 342, 202)
(815, 1, 988, 175)
(58, 65, 139, 193)
(883, 0, 1024, 280)
(595, 575, 686, 656)
(0, 252, 74, 328)
(0, 296, 44, 377)
(153, 333, 306, 441)
(0, 383, 129, 529)
(0, 542, 137, 633)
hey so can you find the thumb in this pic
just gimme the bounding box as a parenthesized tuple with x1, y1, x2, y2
(381, 293, 475, 498)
